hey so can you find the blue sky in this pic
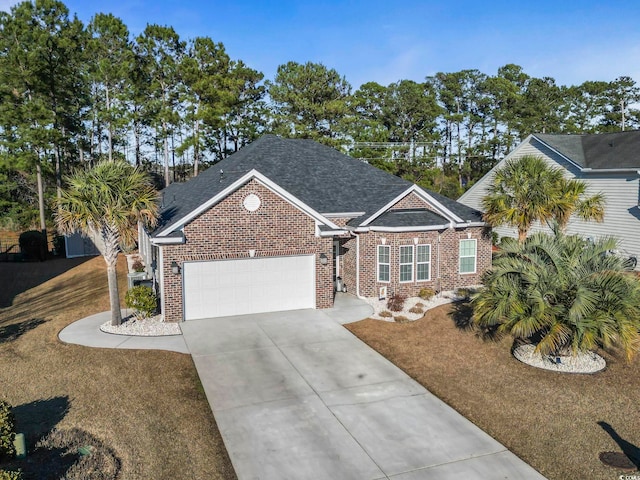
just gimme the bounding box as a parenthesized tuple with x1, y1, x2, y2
(2, 0, 640, 88)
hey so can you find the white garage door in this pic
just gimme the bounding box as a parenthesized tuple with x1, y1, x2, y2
(183, 255, 316, 320)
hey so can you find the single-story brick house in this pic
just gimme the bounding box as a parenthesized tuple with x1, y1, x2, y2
(139, 135, 491, 322)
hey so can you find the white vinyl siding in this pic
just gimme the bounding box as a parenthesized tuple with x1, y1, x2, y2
(458, 136, 640, 267)
(459, 239, 477, 274)
(416, 244, 431, 281)
(377, 245, 390, 282)
(399, 245, 414, 283)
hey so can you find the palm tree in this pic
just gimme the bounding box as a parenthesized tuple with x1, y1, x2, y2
(56, 161, 159, 325)
(549, 176, 605, 232)
(473, 232, 640, 361)
(481, 155, 605, 241)
(482, 156, 562, 242)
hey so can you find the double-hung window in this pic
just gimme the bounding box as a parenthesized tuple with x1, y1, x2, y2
(377, 245, 390, 282)
(399, 245, 414, 283)
(416, 244, 431, 281)
(459, 239, 477, 274)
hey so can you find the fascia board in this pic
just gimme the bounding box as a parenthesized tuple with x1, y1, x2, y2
(322, 212, 366, 218)
(368, 224, 452, 232)
(156, 169, 340, 236)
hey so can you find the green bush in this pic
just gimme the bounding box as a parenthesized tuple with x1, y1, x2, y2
(0, 401, 16, 461)
(125, 286, 157, 320)
(18, 230, 47, 261)
(418, 287, 436, 301)
(0, 470, 23, 480)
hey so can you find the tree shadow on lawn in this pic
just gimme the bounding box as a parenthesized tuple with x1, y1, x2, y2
(13, 396, 70, 447)
(0, 257, 91, 308)
(4, 397, 120, 480)
(598, 421, 640, 470)
(1, 396, 74, 480)
(0, 318, 47, 345)
(447, 299, 502, 341)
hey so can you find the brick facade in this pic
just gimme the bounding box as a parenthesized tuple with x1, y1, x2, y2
(160, 179, 334, 322)
(157, 180, 491, 322)
(334, 227, 491, 299)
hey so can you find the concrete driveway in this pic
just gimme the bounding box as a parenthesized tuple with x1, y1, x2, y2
(181, 295, 546, 480)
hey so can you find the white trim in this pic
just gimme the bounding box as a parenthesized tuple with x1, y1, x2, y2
(156, 169, 341, 237)
(367, 224, 453, 232)
(377, 244, 391, 283)
(322, 212, 365, 218)
(399, 245, 414, 283)
(150, 235, 186, 245)
(416, 244, 431, 282)
(334, 240, 340, 278)
(361, 185, 464, 227)
(459, 238, 477, 275)
(319, 229, 350, 237)
(158, 246, 166, 320)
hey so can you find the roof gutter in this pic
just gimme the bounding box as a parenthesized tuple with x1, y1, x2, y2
(318, 229, 350, 237)
(150, 235, 186, 245)
(352, 221, 486, 233)
(580, 168, 640, 174)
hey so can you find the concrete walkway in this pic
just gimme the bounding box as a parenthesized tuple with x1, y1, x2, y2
(60, 294, 546, 480)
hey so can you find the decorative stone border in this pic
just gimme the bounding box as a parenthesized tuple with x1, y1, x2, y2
(513, 344, 606, 374)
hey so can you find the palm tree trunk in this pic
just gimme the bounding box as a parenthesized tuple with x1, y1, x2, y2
(107, 260, 122, 326)
(102, 226, 122, 326)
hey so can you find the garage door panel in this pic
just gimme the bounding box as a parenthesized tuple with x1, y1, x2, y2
(183, 255, 315, 320)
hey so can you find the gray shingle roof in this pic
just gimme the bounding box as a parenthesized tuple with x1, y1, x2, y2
(153, 135, 483, 235)
(535, 130, 640, 170)
(368, 209, 449, 228)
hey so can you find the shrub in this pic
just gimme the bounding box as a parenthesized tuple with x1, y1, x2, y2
(379, 310, 392, 318)
(18, 230, 47, 261)
(415, 302, 425, 308)
(125, 286, 157, 320)
(418, 287, 436, 301)
(131, 259, 145, 273)
(456, 287, 473, 300)
(394, 315, 410, 323)
(52, 235, 65, 257)
(409, 306, 424, 314)
(0, 401, 16, 462)
(0, 470, 22, 480)
(386, 293, 406, 312)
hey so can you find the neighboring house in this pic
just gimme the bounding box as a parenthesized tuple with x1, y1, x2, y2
(139, 135, 491, 322)
(459, 130, 640, 262)
(64, 232, 100, 258)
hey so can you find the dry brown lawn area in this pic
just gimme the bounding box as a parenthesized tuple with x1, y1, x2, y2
(346, 302, 640, 480)
(0, 256, 236, 479)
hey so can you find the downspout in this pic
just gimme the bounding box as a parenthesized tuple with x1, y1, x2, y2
(158, 246, 165, 321)
(437, 233, 441, 291)
(355, 232, 365, 299)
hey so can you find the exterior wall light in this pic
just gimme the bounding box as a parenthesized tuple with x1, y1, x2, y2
(319, 253, 328, 265)
(171, 261, 181, 274)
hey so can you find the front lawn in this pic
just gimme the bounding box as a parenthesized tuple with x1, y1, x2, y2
(346, 303, 640, 480)
(0, 256, 236, 479)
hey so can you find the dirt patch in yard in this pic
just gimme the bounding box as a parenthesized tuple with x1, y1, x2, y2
(0, 256, 236, 479)
(346, 302, 640, 480)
